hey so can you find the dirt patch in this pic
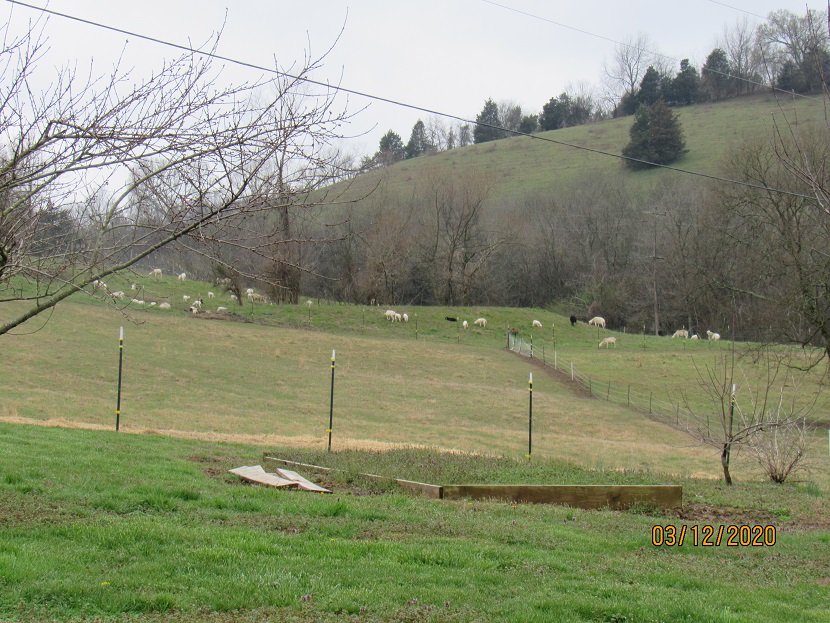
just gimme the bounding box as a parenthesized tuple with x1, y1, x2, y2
(676, 503, 783, 525)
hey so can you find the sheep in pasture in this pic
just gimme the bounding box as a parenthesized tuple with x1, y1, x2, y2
(306, 299, 313, 306)
(183, 295, 190, 302)
(177, 272, 187, 282)
(207, 292, 215, 299)
(150, 268, 162, 277)
(189, 306, 199, 313)
(598, 336, 617, 348)
(690, 334, 699, 340)
(131, 283, 137, 291)
(158, 302, 171, 310)
(251, 293, 267, 303)
(385, 309, 396, 321)
(462, 320, 468, 329)
(570, 315, 577, 326)
(671, 328, 689, 339)
(149, 302, 157, 307)
(111, 291, 126, 299)
(706, 330, 721, 341)
(230, 293, 238, 301)
(446, 317, 458, 322)
(131, 299, 145, 305)
(474, 318, 487, 328)
(191, 299, 202, 309)
(394, 313, 402, 323)
(532, 319, 543, 328)
(245, 288, 255, 298)
(216, 306, 228, 312)
(588, 316, 606, 328)
(403, 313, 409, 323)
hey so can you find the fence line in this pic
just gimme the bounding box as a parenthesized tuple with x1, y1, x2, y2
(508, 332, 679, 422)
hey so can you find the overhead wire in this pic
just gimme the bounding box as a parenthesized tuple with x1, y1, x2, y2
(1, 0, 822, 201)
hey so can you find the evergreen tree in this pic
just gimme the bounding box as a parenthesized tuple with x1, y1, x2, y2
(404, 120, 433, 159)
(518, 114, 538, 134)
(637, 66, 662, 106)
(473, 98, 504, 143)
(622, 100, 686, 170)
(701, 48, 732, 101)
(539, 94, 570, 131)
(377, 130, 405, 164)
(669, 59, 700, 105)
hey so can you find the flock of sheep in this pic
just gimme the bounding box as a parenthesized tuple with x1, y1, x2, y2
(97, 271, 725, 345)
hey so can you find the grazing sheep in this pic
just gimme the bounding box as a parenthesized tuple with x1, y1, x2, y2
(305, 299, 313, 306)
(230, 293, 238, 301)
(189, 306, 199, 313)
(402, 313, 409, 323)
(474, 318, 487, 328)
(532, 319, 542, 328)
(250, 293, 267, 303)
(183, 295, 190, 302)
(445, 317, 458, 322)
(706, 330, 721, 341)
(207, 292, 215, 299)
(394, 313, 402, 323)
(385, 309, 396, 321)
(191, 299, 202, 309)
(149, 302, 157, 307)
(462, 320, 468, 329)
(150, 268, 162, 277)
(131, 299, 145, 305)
(588, 316, 606, 329)
(598, 336, 617, 348)
(131, 283, 137, 291)
(671, 328, 689, 339)
(690, 334, 699, 340)
(178, 272, 187, 282)
(111, 291, 126, 299)
(216, 306, 228, 312)
(245, 288, 255, 298)
(158, 302, 171, 310)
(570, 315, 577, 326)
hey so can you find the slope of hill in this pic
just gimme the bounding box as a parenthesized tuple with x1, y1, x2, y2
(337, 93, 827, 204)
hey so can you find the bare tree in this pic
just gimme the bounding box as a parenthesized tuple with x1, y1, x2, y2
(0, 15, 354, 335)
(678, 354, 818, 484)
(602, 33, 658, 103)
(719, 16, 764, 95)
(756, 8, 829, 86)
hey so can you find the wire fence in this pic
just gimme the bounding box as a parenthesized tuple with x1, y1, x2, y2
(507, 332, 682, 425)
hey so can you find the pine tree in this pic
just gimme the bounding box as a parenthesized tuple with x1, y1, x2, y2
(622, 101, 686, 170)
(473, 99, 504, 143)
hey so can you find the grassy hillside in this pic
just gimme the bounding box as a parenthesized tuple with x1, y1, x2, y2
(336, 93, 828, 204)
(1, 274, 827, 486)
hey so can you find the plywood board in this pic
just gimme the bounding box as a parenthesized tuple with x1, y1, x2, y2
(229, 465, 298, 489)
(275, 468, 331, 493)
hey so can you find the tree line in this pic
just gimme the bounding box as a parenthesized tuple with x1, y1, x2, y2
(365, 7, 830, 170)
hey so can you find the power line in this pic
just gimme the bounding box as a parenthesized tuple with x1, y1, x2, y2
(2, 0, 821, 201)
(478, 0, 822, 104)
(703, 0, 770, 21)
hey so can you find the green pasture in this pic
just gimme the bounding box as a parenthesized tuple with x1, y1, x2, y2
(1, 273, 828, 487)
(0, 424, 827, 623)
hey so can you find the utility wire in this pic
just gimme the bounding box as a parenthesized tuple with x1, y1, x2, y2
(3, 0, 821, 201)
(479, 0, 823, 103)
(703, 0, 770, 21)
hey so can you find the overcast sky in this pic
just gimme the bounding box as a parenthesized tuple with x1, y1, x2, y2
(5, 1, 827, 156)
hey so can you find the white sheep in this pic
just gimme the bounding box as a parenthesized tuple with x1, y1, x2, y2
(111, 291, 126, 299)
(671, 329, 689, 339)
(474, 318, 487, 328)
(598, 336, 617, 348)
(150, 268, 162, 277)
(177, 272, 187, 282)
(130, 283, 137, 291)
(250, 293, 267, 303)
(183, 295, 191, 302)
(149, 302, 157, 307)
(532, 319, 542, 328)
(245, 288, 255, 298)
(189, 305, 199, 313)
(216, 306, 228, 312)
(230, 293, 238, 301)
(130, 298, 145, 305)
(385, 309, 396, 321)
(402, 313, 409, 323)
(191, 299, 202, 309)
(588, 316, 606, 329)
(394, 313, 402, 323)
(690, 334, 699, 340)
(706, 330, 721, 341)
(306, 299, 313, 306)
(462, 320, 468, 329)
(158, 302, 171, 310)
(207, 291, 215, 299)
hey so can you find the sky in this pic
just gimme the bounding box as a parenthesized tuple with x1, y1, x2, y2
(4, 0, 828, 157)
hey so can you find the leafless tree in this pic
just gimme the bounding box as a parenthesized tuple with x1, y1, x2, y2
(756, 8, 829, 86)
(719, 16, 764, 95)
(678, 353, 819, 484)
(0, 15, 355, 335)
(602, 32, 658, 104)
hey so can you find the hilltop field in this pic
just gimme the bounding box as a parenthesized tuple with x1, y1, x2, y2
(0, 274, 828, 622)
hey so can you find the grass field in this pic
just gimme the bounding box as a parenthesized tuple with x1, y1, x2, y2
(1, 277, 829, 622)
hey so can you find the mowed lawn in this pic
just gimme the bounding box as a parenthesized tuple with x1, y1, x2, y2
(1, 294, 779, 482)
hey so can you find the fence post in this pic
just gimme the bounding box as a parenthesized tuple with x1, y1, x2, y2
(607, 382, 610, 401)
(627, 385, 631, 407)
(115, 326, 124, 432)
(327, 350, 335, 452)
(554, 349, 557, 371)
(530, 334, 533, 358)
(571, 362, 574, 381)
(527, 372, 533, 460)
(649, 392, 653, 415)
